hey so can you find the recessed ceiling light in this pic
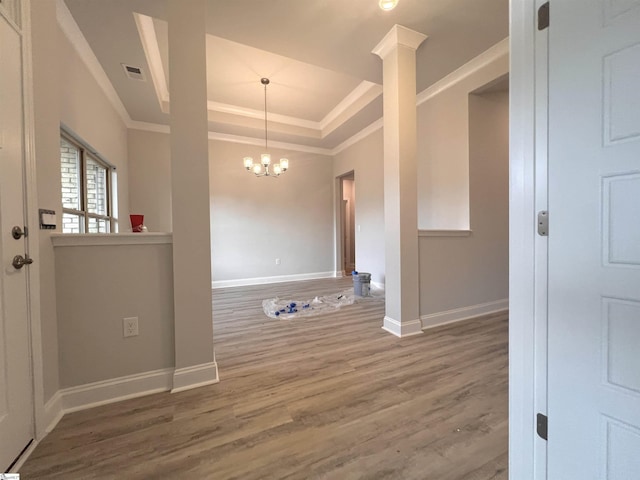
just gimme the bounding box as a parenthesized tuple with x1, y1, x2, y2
(379, 0, 398, 11)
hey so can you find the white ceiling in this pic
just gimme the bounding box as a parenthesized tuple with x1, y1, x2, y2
(63, 0, 508, 150)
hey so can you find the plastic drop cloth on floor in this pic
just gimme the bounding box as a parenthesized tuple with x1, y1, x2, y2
(262, 287, 384, 320)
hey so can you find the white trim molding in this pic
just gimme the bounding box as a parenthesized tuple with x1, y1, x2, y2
(43, 391, 64, 434)
(212, 271, 338, 289)
(418, 229, 472, 237)
(382, 316, 424, 338)
(320, 81, 383, 137)
(207, 131, 333, 156)
(10, 440, 39, 472)
(51, 232, 173, 247)
(417, 36, 509, 106)
(509, 1, 541, 478)
(331, 117, 384, 156)
(420, 298, 508, 330)
(61, 368, 173, 413)
(56, 0, 131, 127)
(36, 363, 221, 431)
(172, 362, 219, 394)
(133, 13, 168, 112)
(133, 13, 382, 141)
(372, 24, 428, 60)
(15, 365, 215, 469)
(129, 120, 171, 134)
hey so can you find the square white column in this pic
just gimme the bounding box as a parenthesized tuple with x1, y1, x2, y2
(168, 0, 217, 390)
(373, 25, 427, 337)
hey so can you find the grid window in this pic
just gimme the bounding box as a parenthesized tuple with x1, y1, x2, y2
(60, 134, 117, 233)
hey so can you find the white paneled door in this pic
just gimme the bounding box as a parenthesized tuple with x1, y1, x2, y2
(548, 0, 640, 478)
(0, 8, 34, 471)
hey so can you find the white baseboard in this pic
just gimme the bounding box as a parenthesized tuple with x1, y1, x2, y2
(371, 281, 385, 290)
(421, 298, 509, 329)
(212, 271, 338, 289)
(382, 316, 424, 338)
(43, 391, 64, 434)
(17, 364, 218, 470)
(61, 368, 174, 413)
(172, 361, 219, 393)
(11, 438, 39, 472)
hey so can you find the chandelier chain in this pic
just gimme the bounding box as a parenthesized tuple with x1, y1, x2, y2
(264, 81, 268, 149)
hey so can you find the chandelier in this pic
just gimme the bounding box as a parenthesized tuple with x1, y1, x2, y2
(243, 78, 289, 177)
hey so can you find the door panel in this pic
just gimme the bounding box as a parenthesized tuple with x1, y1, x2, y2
(0, 10, 34, 470)
(548, 0, 640, 478)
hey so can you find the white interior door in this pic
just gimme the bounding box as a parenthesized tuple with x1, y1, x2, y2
(0, 10, 34, 470)
(548, 1, 640, 478)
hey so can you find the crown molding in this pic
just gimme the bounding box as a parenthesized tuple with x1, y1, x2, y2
(207, 131, 333, 156)
(416, 37, 509, 106)
(372, 24, 428, 60)
(61, 5, 508, 161)
(56, 0, 132, 128)
(320, 81, 382, 137)
(64, 5, 382, 143)
(134, 14, 383, 140)
(127, 120, 333, 156)
(206, 101, 320, 131)
(134, 13, 169, 111)
(128, 120, 171, 134)
(333, 36, 509, 154)
(129, 31, 508, 159)
(331, 117, 384, 156)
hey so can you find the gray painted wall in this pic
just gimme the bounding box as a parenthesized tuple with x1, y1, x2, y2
(55, 243, 174, 387)
(419, 91, 509, 315)
(333, 130, 386, 285)
(30, 5, 130, 401)
(128, 130, 173, 233)
(128, 131, 336, 283)
(209, 141, 334, 282)
(417, 50, 508, 230)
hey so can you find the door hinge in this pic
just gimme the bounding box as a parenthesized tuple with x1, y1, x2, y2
(537, 211, 548, 236)
(538, 2, 550, 30)
(537, 413, 548, 440)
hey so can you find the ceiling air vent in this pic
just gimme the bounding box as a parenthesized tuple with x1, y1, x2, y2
(122, 63, 146, 81)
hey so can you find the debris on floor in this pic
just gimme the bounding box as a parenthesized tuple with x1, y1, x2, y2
(262, 287, 384, 319)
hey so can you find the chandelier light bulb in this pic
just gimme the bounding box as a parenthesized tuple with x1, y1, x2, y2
(273, 164, 282, 176)
(280, 158, 289, 171)
(252, 164, 262, 175)
(243, 157, 254, 170)
(379, 0, 398, 11)
(261, 153, 271, 167)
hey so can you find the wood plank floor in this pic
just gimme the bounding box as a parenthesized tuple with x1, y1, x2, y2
(21, 278, 508, 479)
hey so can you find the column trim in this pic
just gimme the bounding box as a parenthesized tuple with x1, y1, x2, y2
(382, 316, 424, 337)
(372, 24, 428, 59)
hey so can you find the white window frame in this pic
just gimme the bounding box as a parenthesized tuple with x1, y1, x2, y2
(60, 131, 118, 233)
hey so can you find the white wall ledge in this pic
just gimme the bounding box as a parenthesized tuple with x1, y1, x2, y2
(418, 230, 472, 237)
(51, 233, 172, 247)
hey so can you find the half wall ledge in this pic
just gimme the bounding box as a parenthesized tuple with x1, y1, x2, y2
(51, 232, 172, 247)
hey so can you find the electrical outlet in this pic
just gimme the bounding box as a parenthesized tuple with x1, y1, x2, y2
(123, 317, 139, 338)
(275, 258, 281, 265)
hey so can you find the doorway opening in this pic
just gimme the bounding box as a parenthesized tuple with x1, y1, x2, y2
(337, 172, 355, 276)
